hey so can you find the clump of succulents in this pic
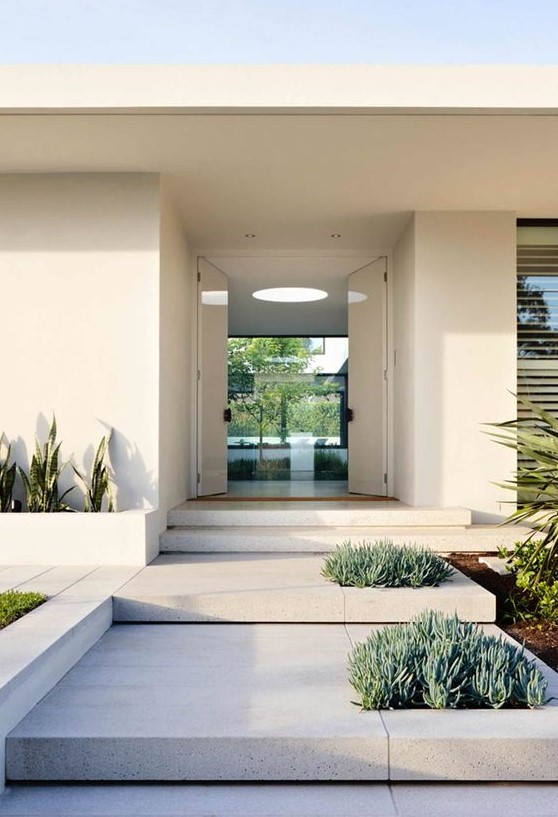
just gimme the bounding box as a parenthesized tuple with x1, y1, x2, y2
(349, 610, 548, 710)
(322, 539, 455, 588)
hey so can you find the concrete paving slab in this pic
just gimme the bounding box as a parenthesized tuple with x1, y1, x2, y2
(7, 624, 387, 781)
(113, 555, 494, 623)
(342, 568, 495, 622)
(113, 553, 344, 623)
(2, 782, 558, 817)
(479, 556, 510, 575)
(0, 566, 51, 592)
(390, 782, 558, 816)
(383, 708, 558, 780)
(15, 566, 97, 597)
(0, 783, 397, 816)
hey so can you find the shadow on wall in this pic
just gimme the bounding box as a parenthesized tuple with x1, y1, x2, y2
(9, 414, 157, 512)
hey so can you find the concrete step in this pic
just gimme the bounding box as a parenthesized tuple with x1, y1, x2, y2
(7, 623, 558, 783)
(167, 503, 473, 528)
(112, 553, 495, 623)
(161, 524, 532, 553)
(2, 783, 558, 817)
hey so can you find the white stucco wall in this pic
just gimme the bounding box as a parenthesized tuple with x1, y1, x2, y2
(393, 211, 517, 521)
(159, 181, 194, 512)
(0, 173, 161, 515)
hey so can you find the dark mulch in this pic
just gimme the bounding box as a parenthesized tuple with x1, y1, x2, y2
(448, 553, 558, 671)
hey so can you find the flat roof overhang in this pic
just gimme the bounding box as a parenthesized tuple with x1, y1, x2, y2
(2, 64, 558, 115)
(3, 65, 558, 251)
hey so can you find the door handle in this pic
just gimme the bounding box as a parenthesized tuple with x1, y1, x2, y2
(346, 408, 354, 422)
(224, 408, 232, 423)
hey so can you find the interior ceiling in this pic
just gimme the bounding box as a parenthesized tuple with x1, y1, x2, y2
(3, 113, 558, 250)
(208, 255, 377, 336)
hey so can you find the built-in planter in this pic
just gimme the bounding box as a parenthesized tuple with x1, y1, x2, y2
(0, 509, 161, 566)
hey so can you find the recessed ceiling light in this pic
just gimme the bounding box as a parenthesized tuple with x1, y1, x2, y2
(244, 233, 256, 239)
(348, 290, 368, 303)
(252, 287, 328, 303)
(330, 233, 342, 239)
(201, 290, 228, 306)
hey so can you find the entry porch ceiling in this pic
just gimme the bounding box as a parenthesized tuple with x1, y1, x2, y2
(2, 65, 558, 249)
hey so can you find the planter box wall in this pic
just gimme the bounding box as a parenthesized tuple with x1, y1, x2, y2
(0, 509, 162, 566)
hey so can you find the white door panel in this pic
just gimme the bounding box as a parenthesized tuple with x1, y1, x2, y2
(348, 257, 387, 495)
(197, 258, 228, 496)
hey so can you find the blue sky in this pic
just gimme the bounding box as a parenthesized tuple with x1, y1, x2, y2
(0, 0, 557, 63)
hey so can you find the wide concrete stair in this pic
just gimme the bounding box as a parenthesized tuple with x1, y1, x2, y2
(162, 501, 532, 553)
(112, 553, 496, 623)
(7, 623, 558, 784)
(4, 499, 552, 805)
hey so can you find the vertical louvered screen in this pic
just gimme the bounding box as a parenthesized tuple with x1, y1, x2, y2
(517, 245, 558, 422)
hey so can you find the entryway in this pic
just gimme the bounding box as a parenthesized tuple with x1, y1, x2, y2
(196, 254, 388, 499)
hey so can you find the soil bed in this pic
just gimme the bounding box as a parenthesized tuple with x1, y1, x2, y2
(448, 552, 558, 671)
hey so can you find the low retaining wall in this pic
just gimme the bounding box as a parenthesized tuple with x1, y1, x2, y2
(0, 509, 162, 566)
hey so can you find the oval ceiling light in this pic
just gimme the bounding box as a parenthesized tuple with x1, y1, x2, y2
(201, 290, 228, 306)
(348, 290, 368, 303)
(252, 287, 328, 303)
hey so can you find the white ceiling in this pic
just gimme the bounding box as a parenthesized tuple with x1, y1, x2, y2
(208, 255, 377, 335)
(2, 113, 558, 252)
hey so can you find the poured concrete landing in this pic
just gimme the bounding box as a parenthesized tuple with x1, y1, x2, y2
(2, 783, 558, 817)
(7, 623, 558, 782)
(112, 554, 495, 623)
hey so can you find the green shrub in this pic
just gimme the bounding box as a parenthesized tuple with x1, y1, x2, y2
(0, 589, 47, 629)
(349, 610, 548, 710)
(0, 434, 16, 512)
(314, 450, 348, 480)
(488, 396, 558, 581)
(228, 456, 290, 480)
(499, 539, 558, 622)
(322, 539, 454, 588)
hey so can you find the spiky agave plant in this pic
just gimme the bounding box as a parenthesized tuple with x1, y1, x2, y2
(0, 434, 16, 512)
(488, 395, 558, 580)
(73, 432, 115, 512)
(19, 416, 74, 512)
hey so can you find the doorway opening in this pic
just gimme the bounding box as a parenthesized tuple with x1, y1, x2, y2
(227, 336, 348, 497)
(196, 254, 388, 500)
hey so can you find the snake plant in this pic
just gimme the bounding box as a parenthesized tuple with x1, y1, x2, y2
(19, 416, 74, 512)
(73, 432, 115, 512)
(0, 434, 16, 512)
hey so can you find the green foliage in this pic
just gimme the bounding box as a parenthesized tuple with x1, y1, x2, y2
(0, 434, 16, 512)
(349, 610, 548, 710)
(488, 396, 558, 581)
(73, 433, 115, 512)
(228, 456, 290, 480)
(500, 539, 558, 622)
(314, 450, 347, 479)
(0, 589, 47, 629)
(228, 337, 339, 447)
(19, 416, 74, 512)
(322, 539, 454, 588)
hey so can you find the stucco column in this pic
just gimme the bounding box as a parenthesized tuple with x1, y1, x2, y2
(393, 211, 517, 522)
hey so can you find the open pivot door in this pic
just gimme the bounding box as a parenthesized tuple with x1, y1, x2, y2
(197, 258, 229, 496)
(348, 256, 387, 495)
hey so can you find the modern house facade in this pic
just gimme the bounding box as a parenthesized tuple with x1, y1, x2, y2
(2, 64, 557, 563)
